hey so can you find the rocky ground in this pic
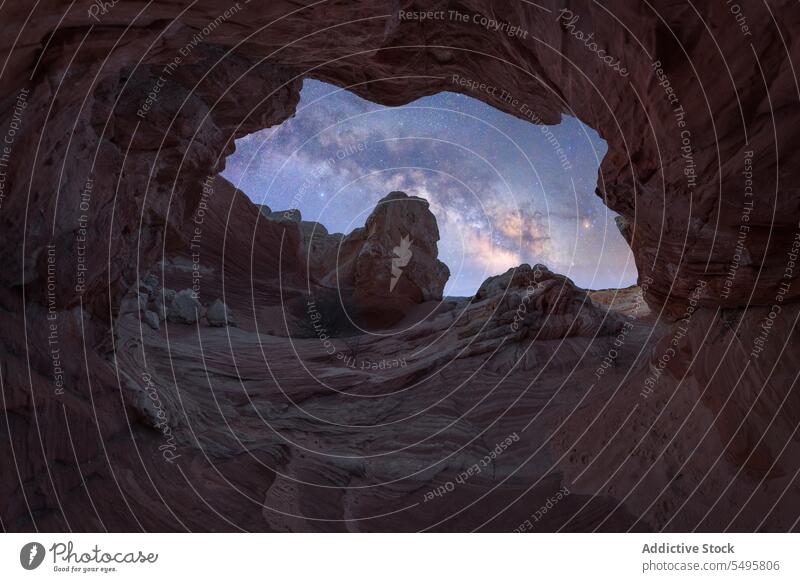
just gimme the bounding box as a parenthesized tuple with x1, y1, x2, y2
(98, 189, 799, 532)
(111, 218, 657, 531)
(2, 0, 800, 532)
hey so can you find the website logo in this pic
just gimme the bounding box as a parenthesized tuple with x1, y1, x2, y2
(390, 235, 413, 292)
(20, 542, 46, 570)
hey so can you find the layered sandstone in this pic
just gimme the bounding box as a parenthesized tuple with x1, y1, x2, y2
(1, 0, 799, 532)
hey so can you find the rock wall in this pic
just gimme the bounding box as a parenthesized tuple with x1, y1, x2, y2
(2, 0, 797, 310)
(1, 0, 799, 531)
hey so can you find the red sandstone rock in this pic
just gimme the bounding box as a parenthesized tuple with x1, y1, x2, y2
(1, 0, 799, 533)
(310, 191, 450, 326)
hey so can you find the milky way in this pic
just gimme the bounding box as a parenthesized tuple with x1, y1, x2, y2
(223, 79, 637, 296)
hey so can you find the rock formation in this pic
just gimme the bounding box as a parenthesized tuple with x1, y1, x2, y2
(308, 192, 450, 326)
(1, 0, 799, 532)
(206, 299, 236, 327)
(472, 263, 626, 341)
(2, 1, 796, 312)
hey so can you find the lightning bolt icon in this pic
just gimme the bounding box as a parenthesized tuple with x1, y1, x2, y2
(390, 235, 413, 292)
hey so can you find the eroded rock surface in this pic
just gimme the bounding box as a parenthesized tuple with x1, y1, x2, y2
(1, 0, 799, 532)
(2, 1, 798, 311)
(309, 192, 450, 326)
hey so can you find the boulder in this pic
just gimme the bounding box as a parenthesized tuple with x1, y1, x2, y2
(140, 273, 159, 295)
(312, 192, 450, 327)
(153, 288, 175, 321)
(206, 299, 236, 327)
(142, 310, 160, 330)
(475, 263, 555, 301)
(473, 264, 626, 340)
(167, 289, 201, 324)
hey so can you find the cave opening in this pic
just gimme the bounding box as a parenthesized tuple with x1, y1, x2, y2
(222, 79, 638, 298)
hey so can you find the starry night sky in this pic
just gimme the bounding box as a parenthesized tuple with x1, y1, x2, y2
(222, 79, 637, 296)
